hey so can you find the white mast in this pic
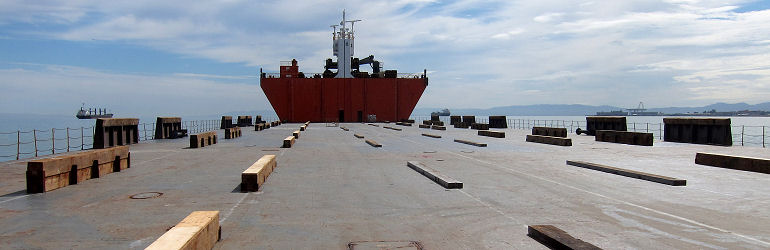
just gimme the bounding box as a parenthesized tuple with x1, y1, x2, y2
(332, 10, 361, 78)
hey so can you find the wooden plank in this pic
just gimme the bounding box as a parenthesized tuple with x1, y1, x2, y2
(293, 130, 300, 139)
(419, 124, 431, 129)
(695, 152, 770, 174)
(26, 146, 130, 193)
(430, 125, 446, 130)
(526, 135, 572, 146)
(224, 127, 241, 139)
(595, 130, 653, 146)
(299, 125, 306, 131)
(283, 136, 295, 148)
(354, 134, 365, 139)
(566, 161, 686, 186)
(528, 225, 601, 250)
(383, 126, 402, 131)
(190, 131, 217, 148)
(454, 139, 487, 147)
(478, 130, 505, 138)
(421, 133, 441, 138)
(241, 155, 277, 192)
(365, 139, 382, 147)
(407, 161, 462, 189)
(532, 127, 567, 138)
(146, 211, 221, 250)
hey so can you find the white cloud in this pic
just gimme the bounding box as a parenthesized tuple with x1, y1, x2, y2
(1, 0, 770, 111)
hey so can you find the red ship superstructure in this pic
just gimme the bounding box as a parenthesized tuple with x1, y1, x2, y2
(260, 11, 428, 123)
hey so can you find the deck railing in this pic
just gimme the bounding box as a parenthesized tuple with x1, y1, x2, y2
(410, 116, 768, 148)
(0, 119, 254, 163)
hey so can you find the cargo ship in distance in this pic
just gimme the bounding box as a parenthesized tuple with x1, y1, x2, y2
(260, 11, 428, 123)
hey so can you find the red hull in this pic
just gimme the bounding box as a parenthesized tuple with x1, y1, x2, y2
(261, 78, 427, 123)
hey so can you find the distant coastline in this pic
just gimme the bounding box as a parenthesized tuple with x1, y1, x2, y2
(414, 102, 770, 116)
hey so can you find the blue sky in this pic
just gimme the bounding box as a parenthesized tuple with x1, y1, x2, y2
(1, 0, 770, 117)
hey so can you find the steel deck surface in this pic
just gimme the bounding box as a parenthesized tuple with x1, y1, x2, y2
(0, 123, 769, 249)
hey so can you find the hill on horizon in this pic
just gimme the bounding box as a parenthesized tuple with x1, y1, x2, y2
(413, 102, 770, 116)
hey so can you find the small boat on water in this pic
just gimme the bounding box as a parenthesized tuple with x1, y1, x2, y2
(76, 105, 113, 119)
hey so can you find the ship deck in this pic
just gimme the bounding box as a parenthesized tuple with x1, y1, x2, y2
(1, 123, 769, 249)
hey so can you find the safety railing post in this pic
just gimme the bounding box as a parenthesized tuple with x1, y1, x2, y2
(741, 125, 744, 146)
(81, 127, 84, 150)
(143, 123, 147, 141)
(66, 128, 70, 152)
(16, 131, 20, 160)
(33, 129, 38, 157)
(659, 124, 662, 140)
(646, 123, 649, 133)
(763, 126, 766, 148)
(51, 128, 55, 155)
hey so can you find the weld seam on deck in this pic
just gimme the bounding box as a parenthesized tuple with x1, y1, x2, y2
(566, 161, 686, 186)
(407, 161, 462, 189)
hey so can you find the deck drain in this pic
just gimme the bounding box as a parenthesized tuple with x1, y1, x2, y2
(130, 192, 163, 199)
(348, 241, 422, 250)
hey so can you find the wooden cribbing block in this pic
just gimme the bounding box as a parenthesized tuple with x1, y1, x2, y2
(366, 139, 382, 147)
(305, 121, 310, 126)
(26, 146, 130, 193)
(224, 127, 241, 139)
(478, 130, 505, 138)
(527, 225, 601, 250)
(431, 125, 446, 130)
(454, 139, 487, 147)
(241, 155, 277, 192)
(595, 130, 653, 146)
(190, 131, 217, 148)
(695, 152, 770, 174)
(526, 135, 572, 146)
(283, 136, 295, 148)
(419, 124, 431, 129)
(254, 123, 264, 131)
(354, 134, 365, 139)
(384, 126, 402, 131)
(532, 127, 567, 138)
(146, 211, 221, 250)
(471, 123, 489, 130)
(367, 124, 380, 127)
(300, 125, 306, 131)
(407, 161, 462, 189)
(422, 120, 431, 125)
(422, 133, 441, 138)
(566, 161, 686, 186)
(340, 126, 349, 131)
(293, 130, 300, 139)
